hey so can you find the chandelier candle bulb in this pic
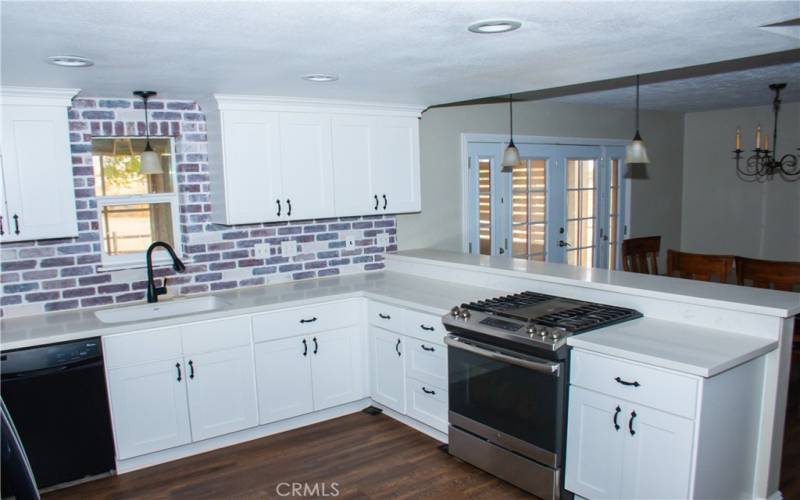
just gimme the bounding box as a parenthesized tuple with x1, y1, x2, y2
(755, 125, 761, 150)
(764, 134, 769, 152)
(735, 126, 741, 151)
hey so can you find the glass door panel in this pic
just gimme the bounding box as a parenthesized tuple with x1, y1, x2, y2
(478, 158, 493, 255)
(565, 158, 598, 267)
(511, 159, 548, 261)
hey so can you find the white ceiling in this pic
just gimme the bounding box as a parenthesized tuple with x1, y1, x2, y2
(2, 1, 799, 107)
(544, 62, 800, 112)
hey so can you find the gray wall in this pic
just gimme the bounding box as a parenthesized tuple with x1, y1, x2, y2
(682, 102, 800, 261)
(398, 100, 685, 266)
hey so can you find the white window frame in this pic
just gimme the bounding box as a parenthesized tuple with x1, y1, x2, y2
(92, 137, 182, 271)
(460, 133, 632, 267)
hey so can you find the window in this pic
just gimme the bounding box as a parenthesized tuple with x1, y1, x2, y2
(92, 137, 179, 268)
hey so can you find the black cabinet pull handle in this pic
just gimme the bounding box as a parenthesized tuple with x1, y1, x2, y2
(302, 339, 308, 356)
(421, 344, 435, 352)
(300, 317, 317, 324)
(374, 195, 379, 210)
(628, 410, 637, 436)
(420, 324, 435, 331)
(0, 215, 4, 235)
(613, 405, 621, 431)
(12, 214, 19, 235)
(286, 199, 292, 217)
(382, 194, 387, 210)
(313, 337, 318, 355)
(378, 313, 391, 320)
(615, 376, 640, 387)
(422, 387, 436, 395)
(188, 360, 195, 379)
(395, 338, 401, 357)
(176, 362, 182, 382)
(276, 199, 281, 216)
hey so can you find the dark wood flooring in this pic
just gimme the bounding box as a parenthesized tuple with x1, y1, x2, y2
(46, 367, 800, 500)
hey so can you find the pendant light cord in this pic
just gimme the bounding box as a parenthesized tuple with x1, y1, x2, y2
(509, 94, 514, 141)
(635, 75, 640, 132)
(143, 95, 151, 143)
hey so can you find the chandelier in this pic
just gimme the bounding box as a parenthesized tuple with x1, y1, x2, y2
(733, 83, 798, 180)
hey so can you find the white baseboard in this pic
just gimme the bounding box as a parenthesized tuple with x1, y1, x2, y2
(372, 403, 448, 443)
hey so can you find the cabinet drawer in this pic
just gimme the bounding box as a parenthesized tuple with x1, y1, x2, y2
(104, 327, 182, 369)
(403, 309, 445, 345)
(406, 377, 448, 433)
(367, 301, 405, 332)
(252, 300, 359, 343)
(570, 350, 698, 418)
(405, 338, 447, 388)
(182, 316, 251, 355)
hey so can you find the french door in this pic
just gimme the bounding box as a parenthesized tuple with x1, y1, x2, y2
(466, 142, 626, 269)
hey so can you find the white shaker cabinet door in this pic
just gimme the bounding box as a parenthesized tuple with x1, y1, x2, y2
(370, 115, 420, 214)
(0, 104, 77, 241)
(331, 114, 374, 217)
(218, 109, 282, 224)
(106, 359, 191, 460)
(184, 345, 259, 441)
(310, 326, 364, 411)
(279, 112, 334, 220)
(254, 336, 314, 425)
(620, 405, 694, 500)
(565, 387, 626, 499)
(369, 327, 406, 413)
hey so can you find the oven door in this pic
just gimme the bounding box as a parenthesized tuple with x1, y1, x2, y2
(445, 334, 565, 467)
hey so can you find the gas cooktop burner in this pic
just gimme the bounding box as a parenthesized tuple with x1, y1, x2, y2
(442, 291, 642, 351)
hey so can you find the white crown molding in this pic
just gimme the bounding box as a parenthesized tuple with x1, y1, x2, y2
(212, 94, 425, 117)
(0, 86, 80, 107)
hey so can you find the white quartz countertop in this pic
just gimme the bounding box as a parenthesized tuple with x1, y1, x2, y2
(567, 317, 777, 377)
(0, 271, 502, 351)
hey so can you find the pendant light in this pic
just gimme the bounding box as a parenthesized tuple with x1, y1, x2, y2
(625, 75, 650, 165)
(501, 94, 520, 172)
(133, 90, 163, 174)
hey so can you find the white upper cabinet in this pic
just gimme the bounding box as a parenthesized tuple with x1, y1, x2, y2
(0, 87, 79, 241)
(214, 109, 282, 224)
(204, 96, 423, 225)
(279, 112, 334, 220)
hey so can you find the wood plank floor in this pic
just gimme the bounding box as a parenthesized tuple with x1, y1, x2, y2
(46, 367, 800, 500)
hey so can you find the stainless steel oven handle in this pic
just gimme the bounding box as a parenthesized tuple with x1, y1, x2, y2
(444, 335, 560, 376)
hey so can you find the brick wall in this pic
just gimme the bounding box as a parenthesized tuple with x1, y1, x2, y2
(0, 98, 396, 318)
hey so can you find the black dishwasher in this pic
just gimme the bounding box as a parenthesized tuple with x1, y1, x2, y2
(1, 338, 115, 493)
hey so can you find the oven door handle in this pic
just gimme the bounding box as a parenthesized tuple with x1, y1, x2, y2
(444, 335, 560, 376)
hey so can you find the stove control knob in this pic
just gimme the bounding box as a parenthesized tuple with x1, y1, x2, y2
(538, 327, 549, 338)
(526, 325, 536, 335)
(550, 331, 561, 341)
(450, 306, 461, 318)
(460, 309, 471, 320)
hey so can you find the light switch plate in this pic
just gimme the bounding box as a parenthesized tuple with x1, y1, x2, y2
(254, 243, 271, 258)
(281, 240, 298, 257)
(344, 231, 357, 250)
(376, 233, 390, 247)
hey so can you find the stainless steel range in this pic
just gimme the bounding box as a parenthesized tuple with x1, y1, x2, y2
(442, 291, 641, 499)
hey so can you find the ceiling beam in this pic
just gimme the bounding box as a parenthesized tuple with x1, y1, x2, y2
(429, 48, 800, 109)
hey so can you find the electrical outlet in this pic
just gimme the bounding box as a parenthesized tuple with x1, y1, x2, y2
(344, 231, 357, 250)
(254, 243, 271, 258)
(281, 240, 298, 257)
(376, 233, 390, 247)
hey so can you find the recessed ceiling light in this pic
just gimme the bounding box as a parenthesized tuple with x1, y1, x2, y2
(46, 55, 94, 67)
(302, 74, 339, 82)
(468, 20, 522, 34)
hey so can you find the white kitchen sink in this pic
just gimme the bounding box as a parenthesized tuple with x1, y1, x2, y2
(95, 296, 227, 324)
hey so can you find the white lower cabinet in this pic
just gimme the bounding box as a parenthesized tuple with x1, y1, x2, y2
(254, 336, 313, 424)
(254, 326, 365, 424)
(106, 359, 192, 460)
(184, 345, 259, 441)
(369, 326, 406, 413)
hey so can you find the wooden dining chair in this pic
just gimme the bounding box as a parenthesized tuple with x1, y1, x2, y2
(621, 236, 661, 274)
(666, 250, 734, 283)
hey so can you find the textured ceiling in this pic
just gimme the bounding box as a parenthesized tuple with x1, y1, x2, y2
(2, 1, 799, 107)
(544, 62, 800, 112)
